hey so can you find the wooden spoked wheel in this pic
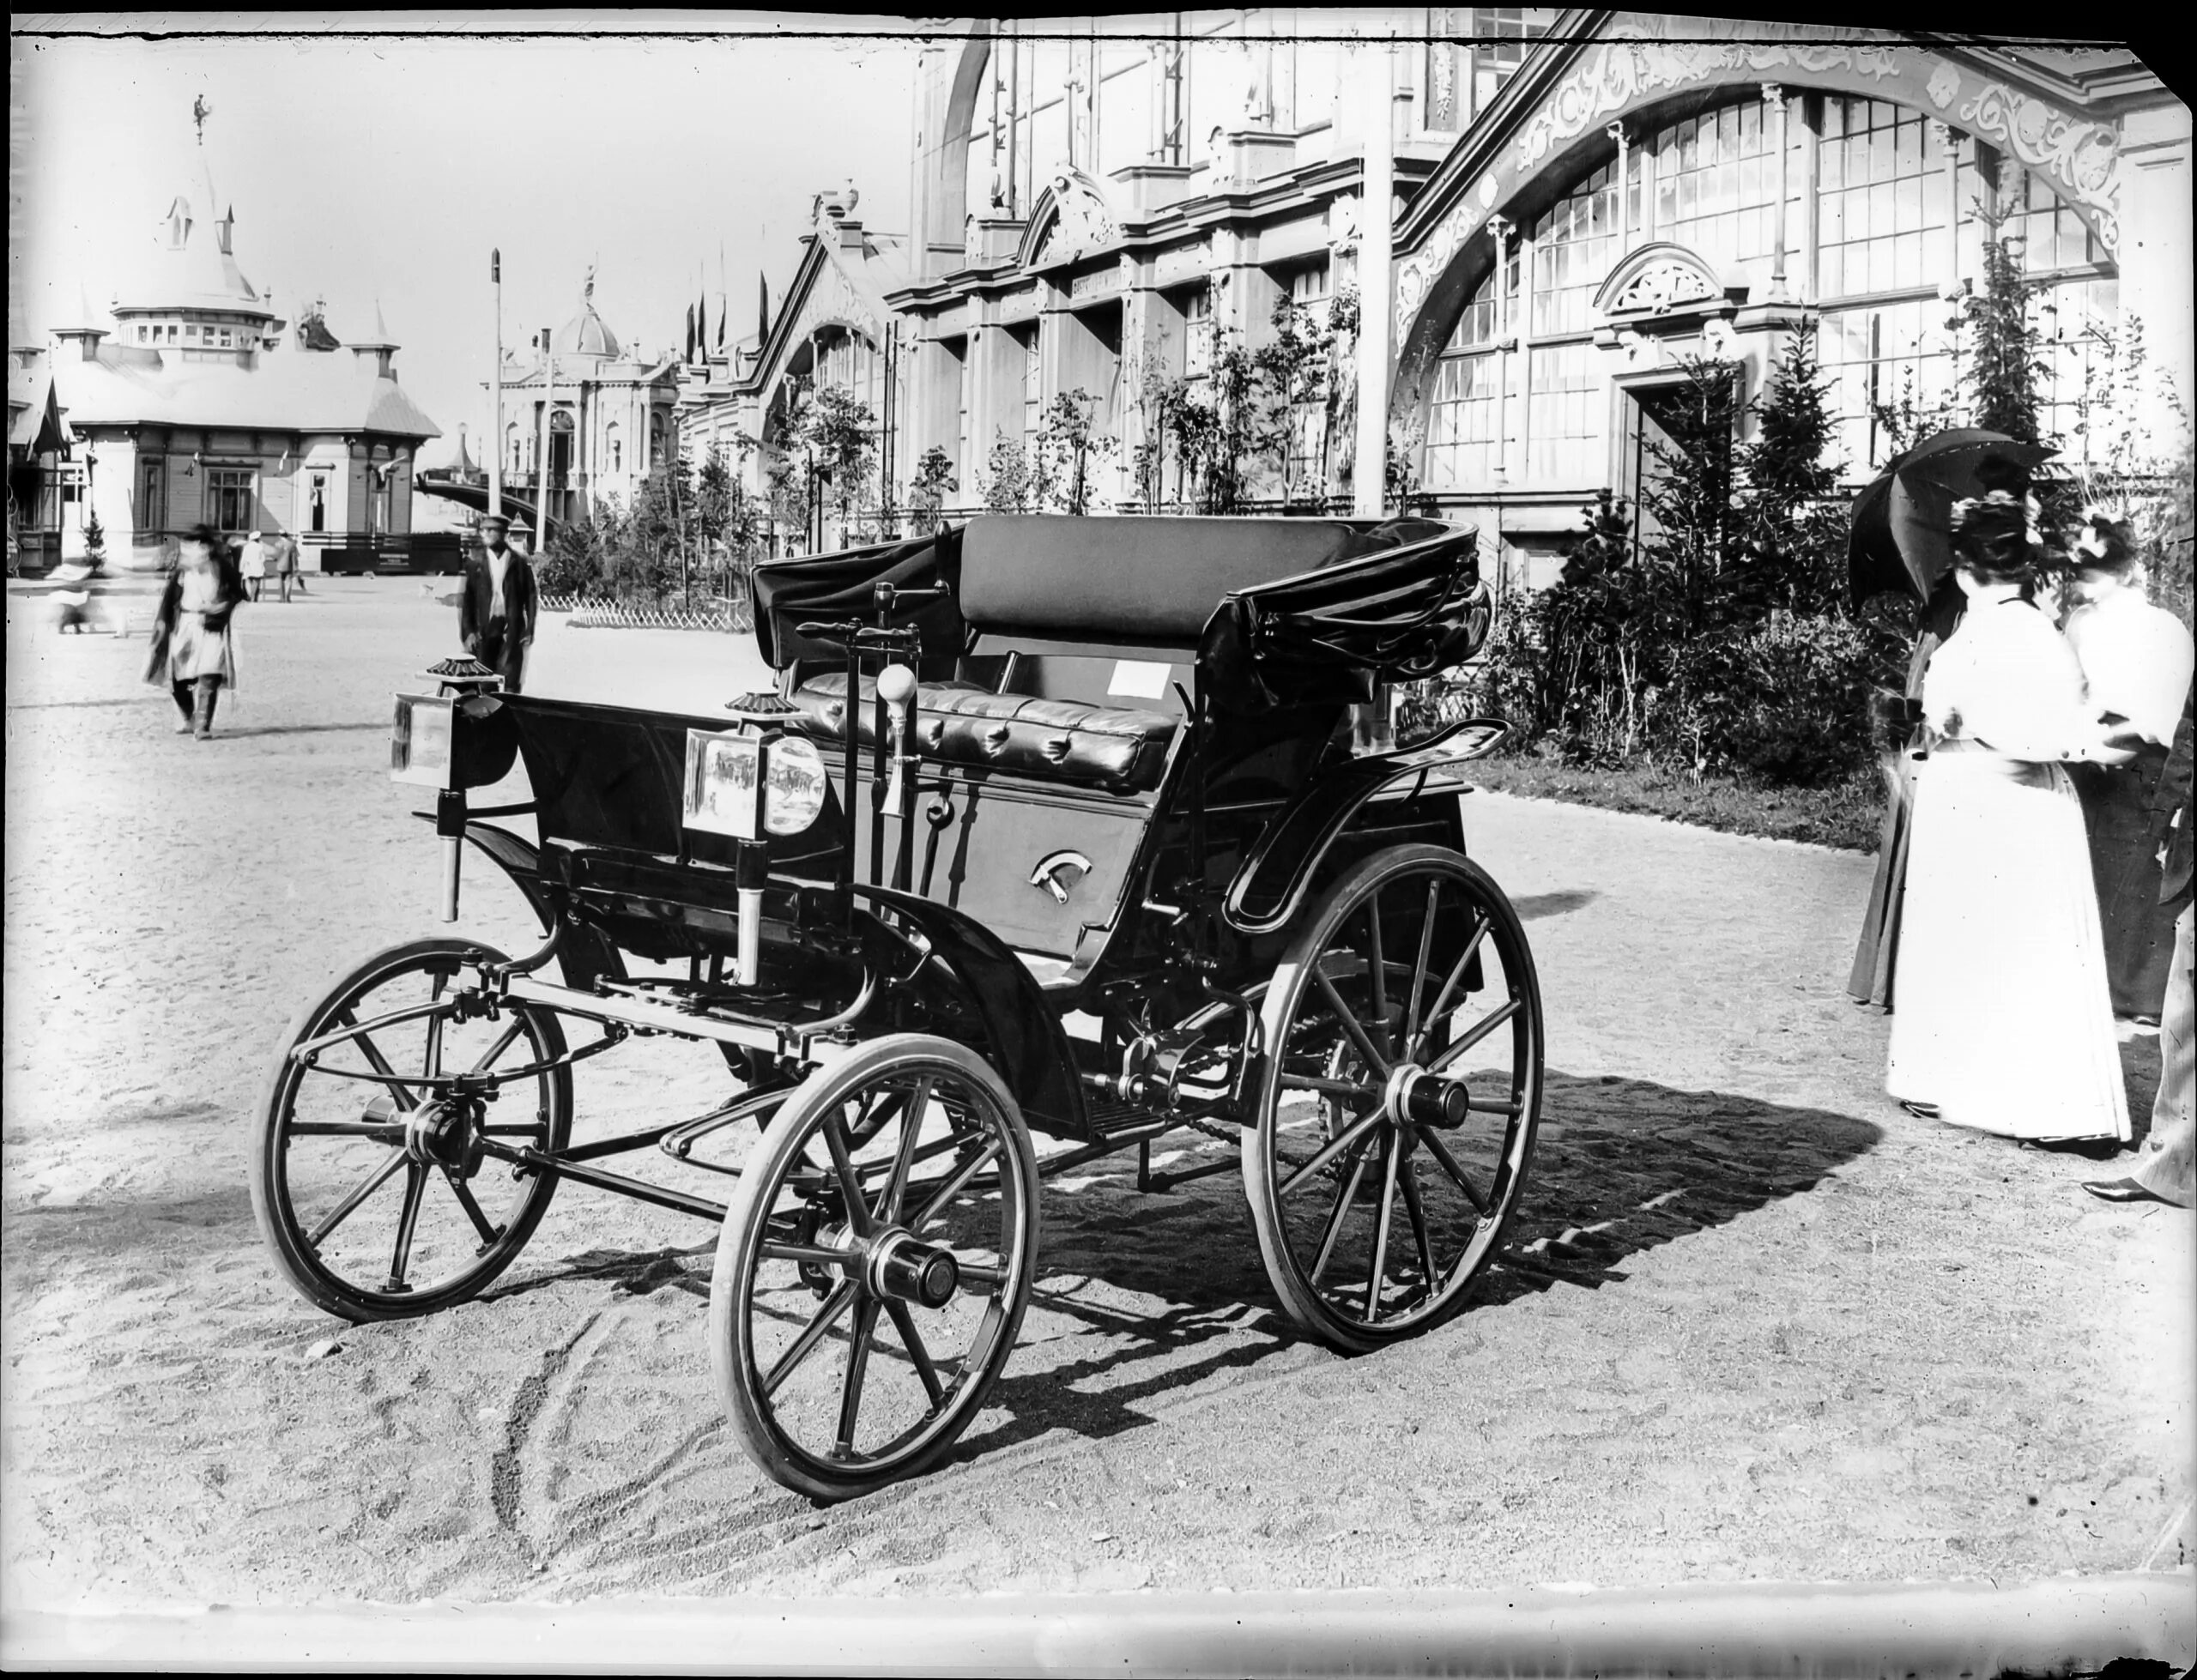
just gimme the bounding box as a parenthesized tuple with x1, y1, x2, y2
(1244, 845, 1542, 1353)
(250, 939, 572, 1321)
(709, 1034, 1039, 1502)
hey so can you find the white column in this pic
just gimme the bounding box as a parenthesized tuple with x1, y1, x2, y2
(1488, 215, 1511, 486)
(1353, 44, 1395, 518)
(1764, 85, 1790, 302)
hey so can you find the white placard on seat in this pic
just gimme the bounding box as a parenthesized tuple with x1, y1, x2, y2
(1108, 659, 1172, 699)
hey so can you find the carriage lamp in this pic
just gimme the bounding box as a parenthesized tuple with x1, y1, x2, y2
(686, 693, 830, 987)
(392, 657, 519, 922)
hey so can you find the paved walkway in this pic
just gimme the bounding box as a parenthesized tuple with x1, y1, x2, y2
(3, 582, 2189, 1613)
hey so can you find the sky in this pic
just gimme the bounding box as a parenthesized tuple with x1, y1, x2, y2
(9, 14, 941, 453)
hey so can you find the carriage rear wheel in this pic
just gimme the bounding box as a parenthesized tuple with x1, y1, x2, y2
(709, 1034, 1038, 1502)
(250, 938, 573, 1321)
(1244, 844, 1541, 1354)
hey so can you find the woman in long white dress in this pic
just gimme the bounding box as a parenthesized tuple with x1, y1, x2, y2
(1885, 493, 2130, 1145)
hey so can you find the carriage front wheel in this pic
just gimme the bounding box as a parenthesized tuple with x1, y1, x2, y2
(1244, 844, 1542, 1353)
(709, 1034, 1039, 1502)
(250, 938, 573, 1321)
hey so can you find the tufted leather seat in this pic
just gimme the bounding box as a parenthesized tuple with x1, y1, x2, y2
(785, 672, 1177, 795)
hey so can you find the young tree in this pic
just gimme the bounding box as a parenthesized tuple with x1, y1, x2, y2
(1035, 389, 1118, 515)
(1734, 326, 1846, 615)
(801, 384, 881, 542)
(905, 444, 958, 535)
(1251, 293, 1335, 508)
(977, 430, 1034, 513)
(1963, 203, 2049, 445)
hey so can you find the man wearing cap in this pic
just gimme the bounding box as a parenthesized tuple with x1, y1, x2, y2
(458, 513, 536, 692)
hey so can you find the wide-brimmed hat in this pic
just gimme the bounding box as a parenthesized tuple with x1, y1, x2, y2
(479, 513, 511, 531)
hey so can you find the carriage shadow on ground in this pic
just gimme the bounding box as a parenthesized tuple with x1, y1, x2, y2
(926, 1070, 1885, 1468)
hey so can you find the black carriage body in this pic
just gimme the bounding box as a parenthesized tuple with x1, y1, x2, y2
(448, 516, 1497, 1144)
(260, 512, 1539, 1497)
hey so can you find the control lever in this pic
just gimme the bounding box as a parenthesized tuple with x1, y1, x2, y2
(877, 663, 917, 819)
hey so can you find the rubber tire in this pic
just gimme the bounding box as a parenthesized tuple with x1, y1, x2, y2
(250, 937, 573, 1322)
(708, 1033, 1039, 1502)
(1243, 843, 1542, 1354)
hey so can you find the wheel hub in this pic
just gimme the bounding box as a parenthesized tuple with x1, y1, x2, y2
(404, 1093, 487, 1178)
(864, 1227, 959, 1308)
(1383, 1064, 1470, 1133)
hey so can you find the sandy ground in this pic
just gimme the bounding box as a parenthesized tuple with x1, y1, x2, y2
(3, 578, 2191, 1613)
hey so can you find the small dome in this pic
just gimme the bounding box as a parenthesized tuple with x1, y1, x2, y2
(554, 299, 620, 360)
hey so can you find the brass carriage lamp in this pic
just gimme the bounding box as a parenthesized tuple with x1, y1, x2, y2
(684, 692, 829, 987)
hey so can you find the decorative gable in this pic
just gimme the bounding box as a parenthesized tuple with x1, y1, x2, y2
(1592, 243, 1742, 325)
(1021, 168, 1118, 271)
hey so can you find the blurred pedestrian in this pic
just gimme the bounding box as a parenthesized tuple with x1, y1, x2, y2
(1885, 492, 2132, 1145)
(270, 527, 300, 601)
(458, 512, 536, 692)
(145, 523, 245, 739)
(49, 554, 100, 634)
(2061, 505, 2195, 1024)
(241, 530, 268, 601)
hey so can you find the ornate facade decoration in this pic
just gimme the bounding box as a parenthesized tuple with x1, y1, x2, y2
(1927, 62, 1961, 109)
(1513, 32, 1898, 176)
(1603, 258, 1721, 317)
(1029, 169, 1117, 268)
(1957, 78, 2121, 252)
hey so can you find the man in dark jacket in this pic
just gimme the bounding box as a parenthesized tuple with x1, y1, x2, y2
(457, 513, 536, 692)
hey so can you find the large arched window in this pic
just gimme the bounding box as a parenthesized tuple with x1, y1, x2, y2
(1422, 86, 2118, 494)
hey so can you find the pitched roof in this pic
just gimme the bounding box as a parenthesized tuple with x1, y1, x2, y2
(53, 346, 441, 441)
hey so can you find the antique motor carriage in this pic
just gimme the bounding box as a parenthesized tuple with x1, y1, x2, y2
(251, 515, 1544, 1500)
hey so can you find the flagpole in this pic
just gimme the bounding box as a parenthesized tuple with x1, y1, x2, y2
(536, 320, 554, 557)
(489, 249, 503, 520)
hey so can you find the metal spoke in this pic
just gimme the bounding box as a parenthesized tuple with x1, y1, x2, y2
(820, 1113, 875, 1239)
(879, 1075, 935, 1224)
(305, 1150, 407, 1249)
(1398, 1156, 1439, 1292)
(1425, 998, 1523, 1073)
(385, 1162, 428, 1289)
(287, 1121, 404, 1138)
(339, 1013, 422, 1111)
(883, 1299, 945, 1410)
(1310, 1141, 1372, 1285)
(1407, 913, 1490, 1063)
(1364, 1134, 1401, 1323)
(1278, 1108, 1385, 1199)
(911, 1136, 1002, 1231)
(1404, 879, 1441, 1048)
(1418, 1127, 1489, 1216)
(834, 1298, 881, 1459)
(465, 1016, 529, 1078)
(1313, 967, 1392, 1079)
(445, 1168, 502, 1248)
(1365, 894, 1393, 1060)
(763, 1279, 856, 1398)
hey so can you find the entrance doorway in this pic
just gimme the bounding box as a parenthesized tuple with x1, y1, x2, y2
(1618, 367, 1740, 561)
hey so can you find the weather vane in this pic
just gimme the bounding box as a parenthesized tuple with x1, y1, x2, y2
(193, 94, 212, 142)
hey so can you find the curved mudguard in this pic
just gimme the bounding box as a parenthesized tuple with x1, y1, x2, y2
(1221, 717, 1507, 937)
(855, 882, 1089, 1142)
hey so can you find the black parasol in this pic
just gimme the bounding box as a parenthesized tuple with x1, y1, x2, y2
(1847, 428, 2057, 609)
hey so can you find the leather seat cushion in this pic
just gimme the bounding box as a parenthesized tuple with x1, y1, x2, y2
(786, 673, 1177, 795)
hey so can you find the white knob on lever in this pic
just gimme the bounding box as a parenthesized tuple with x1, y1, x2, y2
(877, 662, 917, 814)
